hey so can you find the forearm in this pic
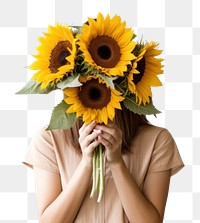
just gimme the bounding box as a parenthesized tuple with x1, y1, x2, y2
(40, 159, 92, 223)
(110, 158, 161, 223)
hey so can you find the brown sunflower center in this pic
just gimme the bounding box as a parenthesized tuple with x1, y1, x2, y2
(49, 41, 72, 73)
(78, 79, 111, 109)
(133, 57, 146, 84)
(88, 35, 121, 68)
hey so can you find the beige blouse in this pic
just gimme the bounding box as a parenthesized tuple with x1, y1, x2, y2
(23, 125, 184, 223)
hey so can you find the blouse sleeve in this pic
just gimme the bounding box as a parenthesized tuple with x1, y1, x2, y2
(22, 127, 60, 174)
(148, 129, 184, 176)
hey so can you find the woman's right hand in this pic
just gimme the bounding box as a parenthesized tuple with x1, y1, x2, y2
(34, 121, 102, 223)
(78, 120, 101, 166)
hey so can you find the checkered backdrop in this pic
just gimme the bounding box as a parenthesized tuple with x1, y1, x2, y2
(0, 0, 199, 222)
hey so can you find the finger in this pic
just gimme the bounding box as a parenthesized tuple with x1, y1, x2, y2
(98, 135, 112, 149)
(86, 139, 101, 154)
(79, 122, 88, 135)
(99, 130, 115, 145)
(84, 121, 96, 135)
(95, 124, 118, 141)
(82, 129, 101, 148)
(79, 121, 96, 139)
(94, 124, 112, 134)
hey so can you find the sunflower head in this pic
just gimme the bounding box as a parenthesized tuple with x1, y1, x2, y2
(77, 13, 136, 77)
(127, 42, 164, 105)
(30, 23, 77, 89)
(17, 13, 164, 130)
(64, 76, 124, 124)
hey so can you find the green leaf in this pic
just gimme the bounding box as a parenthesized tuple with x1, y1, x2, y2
(46, 100, 77, 130)
(99, 75, 117, 89)
(16, 79, 55, 94)
(123, 95, 161, 116)
(57, 75, 82, 90)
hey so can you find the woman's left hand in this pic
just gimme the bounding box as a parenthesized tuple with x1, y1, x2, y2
(94, 121, 122, 165)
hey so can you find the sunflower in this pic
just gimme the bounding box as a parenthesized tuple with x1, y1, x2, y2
(64, 76, 124, 124)
(30, 23, 77, 89)
(77, 13, 136, 77)
(127, 42, 163, 105)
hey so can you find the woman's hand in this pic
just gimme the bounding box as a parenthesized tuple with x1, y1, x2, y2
(79, 121, 101, 166)
(94, 121, 122, 165)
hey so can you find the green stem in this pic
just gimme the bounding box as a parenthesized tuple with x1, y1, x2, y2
(90, 149, 96, 198)
(97, 144, 104, 202)
(95, 148, 100, 191)
(90, 144, 104, 202)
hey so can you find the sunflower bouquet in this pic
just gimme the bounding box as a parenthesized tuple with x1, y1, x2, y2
(17, 12, 164, 202)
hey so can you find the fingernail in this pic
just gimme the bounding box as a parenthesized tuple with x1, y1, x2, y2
(93, 129, 101, 134)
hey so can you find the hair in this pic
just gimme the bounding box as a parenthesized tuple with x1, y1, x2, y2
(114, 104, 150, 152)
(65, 104, 150, 153)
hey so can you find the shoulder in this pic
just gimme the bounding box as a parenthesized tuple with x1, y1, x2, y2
(136, 125, 174, 143)
(131, 125, 176, 156)
(34, 126, 68, 140)
(31, 126, 72, 149)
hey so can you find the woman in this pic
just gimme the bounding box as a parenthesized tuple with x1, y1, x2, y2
(23, 106, 184, 223)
